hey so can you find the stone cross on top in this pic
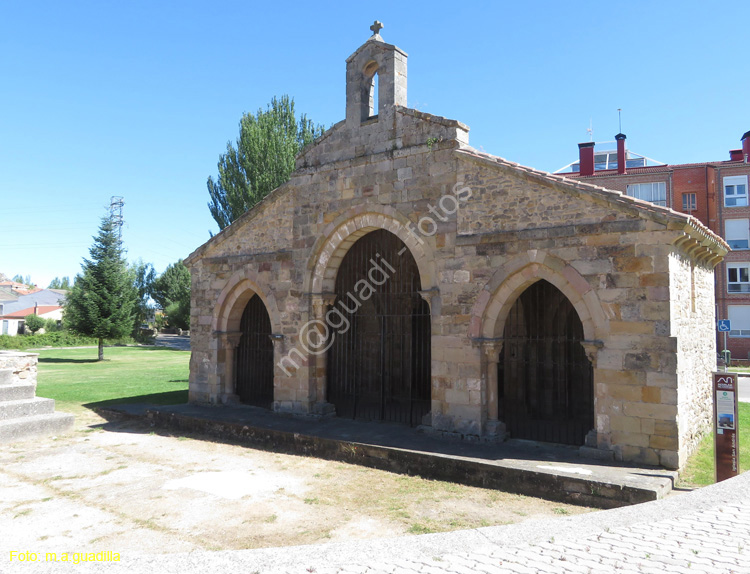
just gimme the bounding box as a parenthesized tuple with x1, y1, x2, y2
(370, 20, 383, 36)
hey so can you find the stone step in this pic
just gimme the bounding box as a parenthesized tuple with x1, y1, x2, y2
(0, 369, 12, 385)
(0, 412, 75, 443)
(0, 397, 56, 420)
(0, 382, 37, 402)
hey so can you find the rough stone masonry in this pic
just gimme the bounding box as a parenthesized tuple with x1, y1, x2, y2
(186, 24, 727, 470)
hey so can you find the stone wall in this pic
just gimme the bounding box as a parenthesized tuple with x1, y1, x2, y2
(671, 252, 716, 467)
(0, 350, 74, 442)
(0, 350, 38, 386)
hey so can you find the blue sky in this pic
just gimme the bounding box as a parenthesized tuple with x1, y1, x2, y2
(2, 1, 749, 288)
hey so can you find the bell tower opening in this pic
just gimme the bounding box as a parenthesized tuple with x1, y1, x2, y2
(362, 60, 379, 119)
(345, 21, 407, 127)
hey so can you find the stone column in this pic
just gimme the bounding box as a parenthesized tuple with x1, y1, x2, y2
(480, 339, 505, 437)
(269, 334, 285, 411)
(310, 293, 337, 415)
(580, 340, 608, 454)
(417, 288, 439, 426)
(216, 331, 242, 404)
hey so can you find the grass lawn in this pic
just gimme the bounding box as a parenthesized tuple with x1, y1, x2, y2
(36, 346, 189, 415)
(679, 402, 749, 487)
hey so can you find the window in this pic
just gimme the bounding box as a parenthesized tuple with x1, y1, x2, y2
(682, 193, 697, 212)
(626, 182, 667, 206)
(724, 175, 748, 207)
(727, 263, 750, 292)
(726, 219, 750, 250)
(728, 305, 750, 337)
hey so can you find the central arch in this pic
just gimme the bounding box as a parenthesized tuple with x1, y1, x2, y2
(499, 280, 594, 445)
(327, 229, 431, 425)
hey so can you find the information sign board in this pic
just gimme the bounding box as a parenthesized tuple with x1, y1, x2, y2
(714, 372, 740, 482)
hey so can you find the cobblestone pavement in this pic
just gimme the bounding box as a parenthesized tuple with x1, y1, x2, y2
(295, 502, 750, 574)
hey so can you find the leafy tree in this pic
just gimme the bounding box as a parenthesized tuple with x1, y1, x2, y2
(12, 274, 24, 283)
(64, 216, 137, 360)
(151, 260, 191, 331)
(207, 95, 324, 230)
(165, 301, 191, 331)
(129, 259, 156, 336)
(24, 314, 45, 334)
(48, 276, 72, 290)
(43, 318, 63, 332)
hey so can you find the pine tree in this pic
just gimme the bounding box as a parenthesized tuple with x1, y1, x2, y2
(64, 217, 137, 360)
(207, 95, 324, 230)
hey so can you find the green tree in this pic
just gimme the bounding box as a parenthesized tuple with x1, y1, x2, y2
(48, 276, 72, 290)
(64, 217, 137, 360)
(12, 274, 24, 283)
(207, 95, 324, 230)
(151, 260, 191, 331)
(24, 314, 45, 334)
(129, 259, 156, 337)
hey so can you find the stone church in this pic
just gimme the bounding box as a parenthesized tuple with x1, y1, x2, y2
(186, 24, 727, 470)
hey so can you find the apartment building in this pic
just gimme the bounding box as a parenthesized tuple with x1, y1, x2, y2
(561, 131, 750, 360)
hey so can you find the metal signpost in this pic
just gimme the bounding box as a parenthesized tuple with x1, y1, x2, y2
(718, 320, 731, 365)
(713, 372, 740, 482)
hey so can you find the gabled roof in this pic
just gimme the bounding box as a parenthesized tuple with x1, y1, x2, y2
(0, 305, 62, 319)
(456, 147, 729, 255)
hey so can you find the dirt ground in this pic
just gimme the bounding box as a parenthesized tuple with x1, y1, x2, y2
(0, 409, 594, 555)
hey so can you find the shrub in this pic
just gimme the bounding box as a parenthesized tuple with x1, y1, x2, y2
(44, 318, 64, 333)
(0, 332, 99, 350)
(24, 314, 46, 334)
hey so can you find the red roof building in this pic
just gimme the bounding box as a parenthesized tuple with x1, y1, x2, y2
(560, 131, 750, 360)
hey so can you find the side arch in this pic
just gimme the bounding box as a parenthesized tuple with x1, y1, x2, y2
(210, 269, 282, 404)
(304, 205, 438, 295)
(213, 269, 281, 335)
(471, 250, 609, 342)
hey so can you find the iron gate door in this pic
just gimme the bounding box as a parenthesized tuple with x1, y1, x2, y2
(498, 280, 593, 445)
(235, 294, 274, 409)
(327, 229, 431, 426)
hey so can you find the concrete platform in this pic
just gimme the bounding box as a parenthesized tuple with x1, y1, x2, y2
(101, 402, 677, 509)
(0, 411, 74, 442)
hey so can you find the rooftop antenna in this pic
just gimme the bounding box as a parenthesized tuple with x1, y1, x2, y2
(587, 119, 593, 142)
(617, 108, 622, 133)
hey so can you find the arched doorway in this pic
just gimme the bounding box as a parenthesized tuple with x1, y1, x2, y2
(327, 229, 431, 426)
(235, 294, 274, 408)
(498, 280, 593, 445)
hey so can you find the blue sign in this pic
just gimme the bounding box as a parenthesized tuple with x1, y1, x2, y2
(718, 320, 731, 332)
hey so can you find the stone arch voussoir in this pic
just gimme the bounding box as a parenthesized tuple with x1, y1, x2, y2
(305, 205, 438, 294)
(470, 250, 608, 342)
(213, 270, 280, 334)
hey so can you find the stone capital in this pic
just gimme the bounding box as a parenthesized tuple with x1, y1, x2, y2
(216, 331, 242, 348)
(417, 288, 439, 304)
(581, 340, 603, 367)
(472, 337, 504, 358)
(309, 292, 337, 316)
